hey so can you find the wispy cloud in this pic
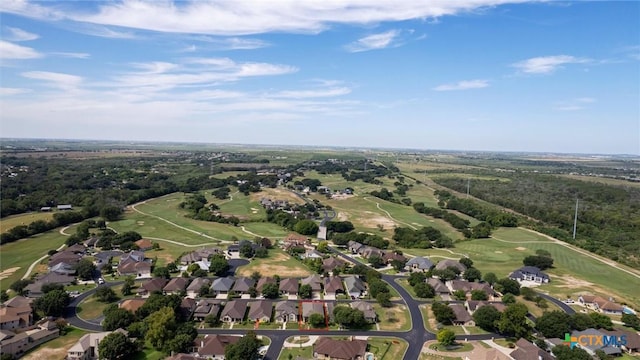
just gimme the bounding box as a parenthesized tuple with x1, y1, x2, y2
(512, 55, 590, 74)
(0, 87, 31, 95)
(433, 79, 489, 91)
(22, 71, 83, 90)
(271, 87, 352, 99)
(1, 1, 533, 36)
(51, 52, 91, 59)
(5, 26, 39, 41)
(345, 30, 401, 52)
(0, 40, 42, 60)
(554, 97, 595, 111)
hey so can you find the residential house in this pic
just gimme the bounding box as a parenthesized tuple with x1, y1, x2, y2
(382, 251, 407, 265)
(426, 278, 450, 297)
(343, 276, 366, 299)
(279, 278, 299, 298)
(138, 278, 168, 297)
(275, 301, 298, 323)
(282, 233, 311, 251)
(195, 335, 241, 359)
(571, 328, 622, 356)
(601, 329, 640, 354)
(163, 277, 190, 295)
(48, 262, 76, 275)
(220, 301, 247, 323)
(466, 301, 506, 315)
(119, 299, 146, 314)
(447, 279, 496, 299)
(67, 329, 128, 360)
(180, 248, 221, 265)
(179, 298, 197, 320)
(134, 239, 153, 251)
(83, 236, 99, 248)
(350, 301, 376, 323)
(66, 244, 86, 254)
(322, 257, 346, 273)
(323, 276, 344, 298)
(435, 259, 467, 273)
(578, 295, 625, 315)
(193, 300, 222, 322)
(0, 305, 32, 331)
(359, 246, 383, 259)
(117, 251, 151, 278)
(120, 250, 145, 263)
(232, 277, 256, 297)
(0, 320, 59, 359)
(509, 266, 550, 284)
(347, 241, 364, 254)
(304, 249, 324, 259)
(313, 337, 367, 360)
(449, 304, 475, 326)
(24, 273, 75, 298)
(405, 257, 434, 272)
(301, 274, 323, 298)
(48, 251, 82, 268)
(248, 301, 272, 323)
(256, 277, 276, 293)
(509, 338, 555, 360)
(186, 278, 211, 298)
(211, 277, 235, 297)
(302, 302, 325, 323)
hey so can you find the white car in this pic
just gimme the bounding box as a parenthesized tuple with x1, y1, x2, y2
(98, 278, 105, 284)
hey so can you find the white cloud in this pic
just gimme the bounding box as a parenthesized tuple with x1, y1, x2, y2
(5, 26, 39, 41)
(51, 52, 91, 59)
(345, 30, 401, 52)
(433, 79, 489, 91)
(271, 87, 352, 98)
(0, 40, 42, 59)
(512, 55, 590, 74)
(22, 71, 83, 90)
(0, 87, 31, 95)
(554, 97, 596, 111)
(1, 0, 533, 36)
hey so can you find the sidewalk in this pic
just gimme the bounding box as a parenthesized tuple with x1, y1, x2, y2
(283, 335, 319, 348)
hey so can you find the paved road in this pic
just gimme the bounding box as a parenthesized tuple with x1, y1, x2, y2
(536, 292, 576, 315)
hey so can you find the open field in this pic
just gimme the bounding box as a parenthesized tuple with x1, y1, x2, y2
(1, 212, 55, 233)
(402, 227, 640, 307)
(368, 337, 409, 360)
(374, 303, 411, 331)
(21, 327, 88, 360)
(235, 249, 313, 277)
(0, 230, 67, 290)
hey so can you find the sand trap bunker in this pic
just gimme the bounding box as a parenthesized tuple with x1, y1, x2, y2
(250, 208, 259, 214)
(495, 251, 503, 254)
(515, 247, 527, 251)
(137, 221, 145, 225)
(0, 267, 20, 281)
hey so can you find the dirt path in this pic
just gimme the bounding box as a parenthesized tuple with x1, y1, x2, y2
(362, 197, 417, 230)
(130, 200, 230, 243)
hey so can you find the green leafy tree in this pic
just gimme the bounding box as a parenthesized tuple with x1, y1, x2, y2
(521, 287, 536, 301)
(431, 302, 455, 325)
(535, 311, 572, 338)
(471, 290, 488, 301)
(34, 289, 70, 317)
(497, 303, 532, 338)
(483, 272, 498, 285)
(309, 313, 326, 328)
(98, 332, 135, 360)
(209, 255, 230, 276)
(463, 267, 482, 282)
(408, 272, 427, 287)
(459, 257, 473, 268)
(495, 278, 521, 296)
(473, 305, 501, 332)
(261, 283, 280, 299)
(437, 329, 456, 347)
(10, 279, 32, 295)
(376, 292, 392, 307)
(589, 312, 613, 330)
(502, 293, 516, 304)
(152, 266, 170, 279)
(333, 306, 367, 329)
(298, 284, 312, 299)
(368, 254, 384, 268)
(452, 290, 467, 301)
(522, 255, 554, 270)
(621, 313, 640, 330)
(144, 307, 177, 351)
(293, 220, 319, 236)
(121, 276, 135, 296)
(317, 241, 329, 253)
(254, 247, 268, 258)
(240, 243, 255, 258)
(570, 313, 596, 331)
(224, 330, 262, 360)
(390, 259, 406, 272)
(552, 345, 593, 360)
(75, 259, 97, 281)
(102, 306, 136, 331)
(95, 287, 118, 303)
(0, 291, 8, 302)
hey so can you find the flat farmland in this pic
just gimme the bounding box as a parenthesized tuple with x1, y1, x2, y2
(0, 230, 67, 290)
(1, 212, 54, 233)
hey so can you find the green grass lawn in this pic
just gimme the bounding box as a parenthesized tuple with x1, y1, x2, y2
(368, 337, 409, 360)
(214, 192, 266, 221)
(1, 212, 55, 233)
(278, 340, 314, 360)
(0, 229, 68, 290)
(131, 347, 166, 360)
(76, 285, 127, 320)
(374, 303, 411, 331)
(235, 248, 313, 277)
(429, 342, 473, 352)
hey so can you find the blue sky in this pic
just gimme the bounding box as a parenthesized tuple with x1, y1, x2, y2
(1, 1, 638, 154)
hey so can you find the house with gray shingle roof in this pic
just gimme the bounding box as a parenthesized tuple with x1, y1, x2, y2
(186, 278, 210, 298)
(247, 301, 272, 322)
(302, 302, 325, 323)
(232, 277, 255, 296)
(211, 277, 235, 296)
(343, 276, 366, 299)
(163, 277, 190, 295)
(220, 301, 247, 323)
(406, 257, 434, 272)
(279, 278, 299, 297)
(275, 301, 298, 323)
(350, 301, 377, 323)
(323, 276, 344, 297)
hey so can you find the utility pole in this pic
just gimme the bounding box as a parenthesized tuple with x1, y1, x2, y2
(572, 198, 579, 240)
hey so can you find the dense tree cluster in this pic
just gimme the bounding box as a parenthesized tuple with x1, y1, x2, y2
(332, 232, 389, 249)
(325, 221, 355, 234)
(392, 226, 453, 248)
(435, 190, 519, 229)
(435, 175, 640, 268)
(180, 193, 240, 226)
(413, 202, 471, 236)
